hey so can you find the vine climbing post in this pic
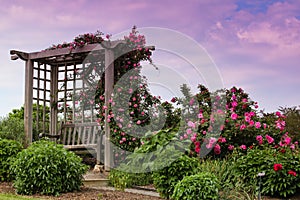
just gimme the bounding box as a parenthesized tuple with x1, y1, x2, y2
(104, 43, 114, 171)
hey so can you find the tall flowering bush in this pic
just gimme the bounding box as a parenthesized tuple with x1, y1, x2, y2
(175, 84, 289, 158)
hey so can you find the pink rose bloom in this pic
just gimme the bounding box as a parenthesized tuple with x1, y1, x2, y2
(202, 130, 207, 135)
(265, 135, 274, 144)
(255, 122, 261, 129)
(231, 101, 238, 107)
(249, 111, 255, 117)
(245, 116, 251, 123)
(206, 137, 217, 149)
(263, 123, 267, 129)
(240, 124, 246, 130)
(136, 120, 141, 125)
(190, 134, 197, 142)
(195, 146, 200, 153)
(228, 145, 234, 151)
(187, 121, 196, 129)
(249, 120, 255, 127)
(240, 145, 247, 150)
(275, 111, 282, 117)
(256, 135, 263, 144)
(242, 98, 248, 103)
(214, 144, 221, 155)
(218, 136, 226, 143)
(285, 136, 291, 145)
(231, 113, 238, 120)
(186, 128, 192, 135)
(198, 113, 203, 119)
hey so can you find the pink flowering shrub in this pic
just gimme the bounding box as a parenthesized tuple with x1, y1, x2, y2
(176, 84, 290, 158)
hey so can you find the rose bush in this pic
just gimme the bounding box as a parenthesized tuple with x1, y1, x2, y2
(175, 84, 290, 158)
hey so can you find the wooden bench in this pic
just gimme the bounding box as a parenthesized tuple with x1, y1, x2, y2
(39, 122, 104, 163)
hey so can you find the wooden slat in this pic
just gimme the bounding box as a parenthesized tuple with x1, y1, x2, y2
(91, 126, 97, 144)
(87, 126, 92, 144)
(77, 126, 82, 145)
(33, 67, 51, 73)
(33, 77, 51, 82)
(33, 87, 51, 92)
(64, 144, 97, 150)
(62, 127, 67, 144)
(33, 98, 50, 102)
(72, 126, 77, 145)
(67, 127, 72, 145)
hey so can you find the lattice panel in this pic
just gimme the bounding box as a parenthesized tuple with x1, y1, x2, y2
(32, 63, 51, 137)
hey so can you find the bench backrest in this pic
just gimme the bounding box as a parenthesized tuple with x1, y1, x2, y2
(59, 122, 101, 146)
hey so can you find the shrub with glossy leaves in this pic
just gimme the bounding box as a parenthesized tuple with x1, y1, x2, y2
(232, 145, 300, 198)
(11, 140, 88, 195)
(0, 139, 23, 181)
(172, 172, 220, 200)
(152, 155, 200, 199)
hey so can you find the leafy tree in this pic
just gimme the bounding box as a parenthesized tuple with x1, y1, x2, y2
(279, 106, 300, 141)
(0, 104, 50, 145)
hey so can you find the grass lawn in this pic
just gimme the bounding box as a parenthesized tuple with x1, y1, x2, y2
(0, 193, 42, 200)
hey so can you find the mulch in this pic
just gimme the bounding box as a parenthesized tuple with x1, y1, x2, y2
(0, 182, 163, 200)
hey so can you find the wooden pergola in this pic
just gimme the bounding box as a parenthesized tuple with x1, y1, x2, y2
(10, 39, 154, 170)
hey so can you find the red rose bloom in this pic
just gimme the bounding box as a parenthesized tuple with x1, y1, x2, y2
(288, 170, 297, 176)
(273, 163, 283, 171)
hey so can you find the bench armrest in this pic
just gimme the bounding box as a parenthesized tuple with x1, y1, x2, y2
(39, 133, 61, 139)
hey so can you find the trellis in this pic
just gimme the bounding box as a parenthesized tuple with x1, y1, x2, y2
(10, 40, 154, 170)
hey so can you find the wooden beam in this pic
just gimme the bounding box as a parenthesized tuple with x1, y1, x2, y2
(10, 50, 29, 60)
(24, 59, 33, 145)
(27, 41, 126, 60)
(11, 43, 154, 61)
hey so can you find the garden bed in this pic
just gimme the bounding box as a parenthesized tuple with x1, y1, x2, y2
(0, 182, 163, 200)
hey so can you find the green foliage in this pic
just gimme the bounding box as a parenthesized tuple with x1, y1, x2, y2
(152, 155, 200, 199)
(279, 106, 300, 141)
(232, 146, 300, 198)
(172, 172, 220, 200)
(0, 139, 23, 181)
(11, 140, 88, 196)
(108, 168, 152, 190)
(0, 117, 25, 146)
(0, 104, 50, 145)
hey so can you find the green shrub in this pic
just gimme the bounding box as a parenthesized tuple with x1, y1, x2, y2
(10, 140, 88, 195)
(0, 139, 23, 181)
(109, 168, 152, 190)
(0, 117, 25, 146)
(232, 146, 300, 198)
(152, 155, 200, 199)
(172, 172, 220, 200)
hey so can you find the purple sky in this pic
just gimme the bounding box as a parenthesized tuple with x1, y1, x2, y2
(1, 0, 300, 116)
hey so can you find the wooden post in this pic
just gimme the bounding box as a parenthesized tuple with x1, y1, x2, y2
(24, 59, 33, 145)
(104, 48, 114, 171)
(50, 66, 58, 135)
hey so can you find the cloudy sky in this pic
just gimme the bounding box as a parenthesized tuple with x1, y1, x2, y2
(0, 0, 299, 116)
